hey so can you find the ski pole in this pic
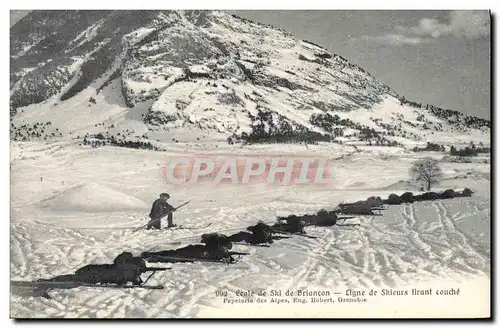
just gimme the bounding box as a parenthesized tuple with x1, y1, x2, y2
(133, 201, 190, 233)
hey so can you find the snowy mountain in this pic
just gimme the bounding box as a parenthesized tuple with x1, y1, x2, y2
(10, 10, 490, 147)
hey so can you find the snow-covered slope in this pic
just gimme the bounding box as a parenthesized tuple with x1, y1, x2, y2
(10, 10, 490, 148)
(10, 141, 490, 318)
(40, 182, 148, 212)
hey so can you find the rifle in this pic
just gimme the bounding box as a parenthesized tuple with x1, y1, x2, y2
(140, 267, 170, 273)
(336, 216, 357, 221)
(134, 201, 190, 233)
(228, 251, 250, 256)
(271, 228, 318, 239)
(139, 267, 170, 285)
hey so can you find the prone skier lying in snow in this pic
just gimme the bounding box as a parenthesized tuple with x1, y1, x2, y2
(141, 233, 247, 263)
(312, 209, 339, 226)
(229, 221, 276, 245)
(272, 216, 307, 234)
(37, 252, 167, 286)
(276, 209, 357, 228)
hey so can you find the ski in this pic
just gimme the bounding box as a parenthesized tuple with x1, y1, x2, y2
(164, 222, 212, 230)
(272, 230, 318, 239)
(11, 280, 165, 290)
(144, 254, 235, 264)
(233, 242, 271, 248)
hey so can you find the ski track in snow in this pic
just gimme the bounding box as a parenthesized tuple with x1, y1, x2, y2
(10, 142, 490, 318)
(11, 199, 490, 318)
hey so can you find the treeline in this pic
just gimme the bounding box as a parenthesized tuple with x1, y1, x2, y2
(384, 188, 473, 205)
(10, 121, 63, 141)
(413, 142, 445, 152)
(370, 117, 421, 140)
(229, 107, 331, 145)
(398, 96, 490, 130)
(413, 142, 490, 157)
(309, 113, 399, 146)
(310, 113, 363, 135)
(450, 145, 490, 157)
(82, 133, 164, 151)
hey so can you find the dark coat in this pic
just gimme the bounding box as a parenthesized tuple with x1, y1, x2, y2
(149, 198, 175, 220)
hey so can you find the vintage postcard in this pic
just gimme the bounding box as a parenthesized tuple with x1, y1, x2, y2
(9, 9, 491, 319)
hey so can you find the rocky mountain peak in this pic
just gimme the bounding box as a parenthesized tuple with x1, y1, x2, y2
(10, 10, 489, 147)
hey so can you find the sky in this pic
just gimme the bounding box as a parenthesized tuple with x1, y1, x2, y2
(10, 10, 491, 119)
(231, 10, 491, 119)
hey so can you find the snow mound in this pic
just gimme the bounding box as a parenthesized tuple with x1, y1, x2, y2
(39, 182, 148, 212)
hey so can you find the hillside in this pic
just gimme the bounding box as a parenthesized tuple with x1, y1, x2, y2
(10, 10, 490, 149)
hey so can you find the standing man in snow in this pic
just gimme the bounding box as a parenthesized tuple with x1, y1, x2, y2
(147, 193, 176, 229)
